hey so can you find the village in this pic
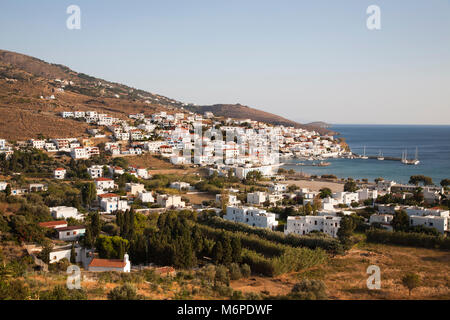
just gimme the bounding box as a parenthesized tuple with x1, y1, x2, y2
(0, 107, 449, 300)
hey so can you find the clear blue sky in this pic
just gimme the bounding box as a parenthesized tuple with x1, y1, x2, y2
(1, 0, 449, 124)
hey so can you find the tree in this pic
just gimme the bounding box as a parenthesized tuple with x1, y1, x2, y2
(212, 242, 223, 264)
(319, 188, 332, 199)
(374, 177, 384, 184)
(401, 273, 421, 296)
(290, 279, 327, 300)
(440, 179, 450, 189)
(409, 175, 433, 186)
(70, 243, 76, 264)
(245, 171, 262, 184)
(391, 210, 409, 232)
(336, 216, 356, 248)
(5, 184, 11, 197)
(90, 211, 101, 239)
(107, 284, 140, 300)
(344, 181, 357, 192)
(81, 182, 96, 208)
(230, 238, 242, 263)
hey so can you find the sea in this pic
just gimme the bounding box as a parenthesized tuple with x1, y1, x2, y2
(281, 125, 450, 185)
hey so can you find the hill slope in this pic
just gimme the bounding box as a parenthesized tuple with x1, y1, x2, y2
(0, 49, 328, 139)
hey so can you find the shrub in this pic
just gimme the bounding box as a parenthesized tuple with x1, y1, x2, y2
(366, 229, 450, 250)
(228, 263, 242, 280)
(107, 283, 140, 300)
(290, 279, 327, 300)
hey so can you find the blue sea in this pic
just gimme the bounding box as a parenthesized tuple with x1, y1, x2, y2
(282, 125, 450, 185)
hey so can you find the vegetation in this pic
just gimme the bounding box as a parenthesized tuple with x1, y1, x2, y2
(366, 229, 450, 250)
(401, 273, 421, 296)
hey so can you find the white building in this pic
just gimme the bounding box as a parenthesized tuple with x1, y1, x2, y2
(95, 177, 115, 191)
(70, 147, 89, 160)
(54, 168, 67, 180)
(48, 245, 93, 268)
(87, 165, 103, 179)
(169, 181, 191, 191)
(57, 226, 86, 241)
(225, 206, 278, 230)
(156, 194, 185, 208)
(99, 193, 130, 213)
(126, 183, 145, 195)
(357, 189, 378, 201)
(88, 253, 131, 272)
(0, 181, 8, 191)
(332, 192, 359, 205)
(268, 183, 287, 193)
(50, 206, 83, 220)
(247, 191, 267, 206)
(216, 193, 241, 206)
(409, 216, 449, 234)
(138, 191, 154, 203)
(369, 214, 394, 231)
(285, 215, 341, 238)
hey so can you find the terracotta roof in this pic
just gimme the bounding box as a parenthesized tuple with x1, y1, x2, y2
(89, 258, 126, 268)
(95, 177, 113, 181)
(39, 221, 67, 228)
(57, 225, 85, 232)
(98, 193, 119, 198)
(55, 168, 66, 171)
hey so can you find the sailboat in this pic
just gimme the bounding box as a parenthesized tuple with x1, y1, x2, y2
(361, 146, 368, 159)
(377, 150, 384, 161)
(402, 147, 420, 165)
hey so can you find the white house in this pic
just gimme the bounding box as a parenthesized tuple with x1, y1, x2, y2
(225, 206, 278, 230)
(138, 191, 154, 203)
(126, 183, 145, 195)
(99, 193, 130, 213)
(410, 215, 448, 234)
(268, 183, 287, 193)
(247, 191, 267, 206)
(285, 215, 341, 238)
(332, 192, 359, 205)
(87, 165, 103, 179)
(54, 168, 67, 180)
(377, 204, 400, 215)
(57, 225, 86, 241)
(136, 167, 150, 179)
(169, 181, 191, 191)
(88, 253, 131, 272)
(369, 214, 394, 231)
(357, 189, 378, 201)
(0, 181, 8, 191)
(156, 194, 185, 208)
(50, 206, 83, 220)
(48, 245, 93, 268)
(95, 177, 115, 191)
(216, 193, 241, 206)
(70, 147, 89, 160)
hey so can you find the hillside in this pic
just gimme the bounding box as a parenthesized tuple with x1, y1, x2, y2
(0, 49, 329, 139)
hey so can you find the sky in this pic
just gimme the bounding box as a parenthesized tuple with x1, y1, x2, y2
(0, 0, 449, 125)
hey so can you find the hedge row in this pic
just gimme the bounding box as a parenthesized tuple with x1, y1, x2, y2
(241, 246, 327, 277)
(366, 229, 450, 250)
(192, 222, 328, 276)
(199, 216, 345, 255)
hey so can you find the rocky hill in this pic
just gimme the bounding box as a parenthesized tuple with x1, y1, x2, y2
(0, 49, 329, 140)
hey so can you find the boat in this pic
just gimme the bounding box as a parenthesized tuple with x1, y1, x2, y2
(361, 146, 368, 159)
(377, 150, 384, 161)
(402, 147, 420, 165)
